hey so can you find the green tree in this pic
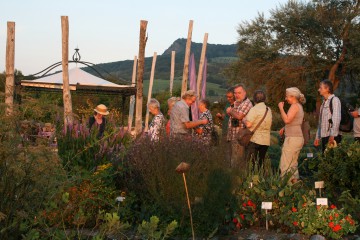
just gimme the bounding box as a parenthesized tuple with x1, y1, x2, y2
(226, 0, 360, 109)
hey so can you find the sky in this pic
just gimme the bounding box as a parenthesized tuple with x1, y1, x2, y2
(0, 0, 290, 75)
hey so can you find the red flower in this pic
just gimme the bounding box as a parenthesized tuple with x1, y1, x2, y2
(329, 215, 333, 220)
(232, 218, 238, 224)
(247, 200, 256, 208)
(330, 204, 337, 209)
(236, 222, 242, 229)
(333, 225, 342, 232)
(334, 213, 339, 218)
(345, 216, 355, 225)
(242, 203, 247, 207)
(329, 222, 334, 228)
(239, 214, 245, 220)
(291, 207, 297, 212)
(293, 221, 298, 226)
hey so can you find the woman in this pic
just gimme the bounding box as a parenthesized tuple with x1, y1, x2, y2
(244, 90, 272, 168)
(148, 98, 165, 141)
(195, 99, 214, 144)
(88, 104, 109, 138)
(165, 97, 179, 136)
(278, 87, 306, 183)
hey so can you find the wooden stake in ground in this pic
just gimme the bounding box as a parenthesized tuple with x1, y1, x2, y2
(181, 20, 193, 97)
(170, 51, 175, 96)
(134, 20, 148, 136)
(196, 33, 208, 99)
(5, 22, 15, 116)
(127, 55, 137, 132)
(175, 162, 195, 240)
(61, 16, 73, 127)
(144, 52, 157, 132)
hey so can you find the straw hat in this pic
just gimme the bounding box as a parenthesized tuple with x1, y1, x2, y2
(94, 104, 109, 116)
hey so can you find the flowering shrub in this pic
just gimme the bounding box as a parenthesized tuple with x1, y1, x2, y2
(41, 165, 118, 228)
(231, 159, 357, 239)
(291, 202, 357, 239)
(57, 118, 132, 171)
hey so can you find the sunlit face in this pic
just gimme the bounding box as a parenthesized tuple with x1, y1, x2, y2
(285, 94, 296, 104)
(148, 106, 157, 115)
(234, 87, 246, 101)
(184, 96, 197, 106)
(198, 102, 206, 113)
(318, 83, 330, 97)
(226, 92, 235, 104)
(95, 113, 104, 119)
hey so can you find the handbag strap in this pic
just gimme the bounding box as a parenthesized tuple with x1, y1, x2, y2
(251, 107, 269, 133)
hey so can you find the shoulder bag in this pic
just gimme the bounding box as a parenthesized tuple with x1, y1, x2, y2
(238, 107, 269, 147)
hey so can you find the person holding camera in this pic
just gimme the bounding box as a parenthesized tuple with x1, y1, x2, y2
(226, 84, 253, 171)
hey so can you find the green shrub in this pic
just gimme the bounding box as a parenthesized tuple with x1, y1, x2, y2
(120, 137, 235, 237)
(0, 108, 66, 239)
(315, 141, 360, 199)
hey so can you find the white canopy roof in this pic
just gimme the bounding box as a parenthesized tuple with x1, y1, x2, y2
(21, 67, 134, 91)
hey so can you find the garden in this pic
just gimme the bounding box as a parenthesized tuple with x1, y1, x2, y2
(0, 91, 359, 240)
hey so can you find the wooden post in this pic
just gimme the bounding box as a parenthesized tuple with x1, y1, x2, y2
(134, 20, 148, 136)
(61, 16, 73, 127)
(144, 52, 157, 132)
(5, 22, 15, 115)
(181, 20, 193, 97)
(196, 33, 208, 99)
(127, 55, 137, 132)
(170, 51, 175, 96)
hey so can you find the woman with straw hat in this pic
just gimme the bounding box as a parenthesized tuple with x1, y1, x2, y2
(88, 104, 109, 138)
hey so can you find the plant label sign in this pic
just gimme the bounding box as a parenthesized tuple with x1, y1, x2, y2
(316, 198, 328, 206)
(261, 202, 272, 210)
(315, 181, 324, 189)
(307, 153, 314, 158)
(116, 196, 125, 202)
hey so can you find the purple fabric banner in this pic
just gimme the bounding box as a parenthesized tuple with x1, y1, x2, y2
(189, 53, 199, 121)
(201, 57, 207, 100)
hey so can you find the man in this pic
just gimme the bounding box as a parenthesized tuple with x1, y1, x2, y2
(350, 107, 360, 142)
(170, 90, 208, 136)
(216, 87, 235, 136)
(226, 84, 253, 170)
(314, 79, 342, 152)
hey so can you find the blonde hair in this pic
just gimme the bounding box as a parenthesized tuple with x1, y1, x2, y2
(286, 87, 306, 104)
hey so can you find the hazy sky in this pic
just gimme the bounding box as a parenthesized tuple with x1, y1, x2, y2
(0, 0, 289, 75)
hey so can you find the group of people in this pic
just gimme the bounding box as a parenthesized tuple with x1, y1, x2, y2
(89, 79, 360, 183)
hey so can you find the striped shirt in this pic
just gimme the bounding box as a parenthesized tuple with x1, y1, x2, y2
(316, 94, 341, 138)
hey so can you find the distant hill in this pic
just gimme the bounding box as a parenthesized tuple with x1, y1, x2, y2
(86, 38, 238, 93)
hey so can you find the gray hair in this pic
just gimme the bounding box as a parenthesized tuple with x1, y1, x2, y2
(167, 97, 180, 109)
(182, 89, 197, 100)
(147, 98, 160, 109)
(286, 87, 306, 104)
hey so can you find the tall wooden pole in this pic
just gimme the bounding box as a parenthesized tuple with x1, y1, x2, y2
(170, 51, 175, 96)
(5, 22, 15, 116)
(61, 16, 73, 127)
(196, 33, 208, 99)
(181, 20, 193, 97)
(144, 52, 157, 132)
(135, 20, 148, 136)
(127, 55, 137, 132)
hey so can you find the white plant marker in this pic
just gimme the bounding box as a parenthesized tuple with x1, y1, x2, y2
(315, 181, 325, 197)
(261, 202, 272, 230)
